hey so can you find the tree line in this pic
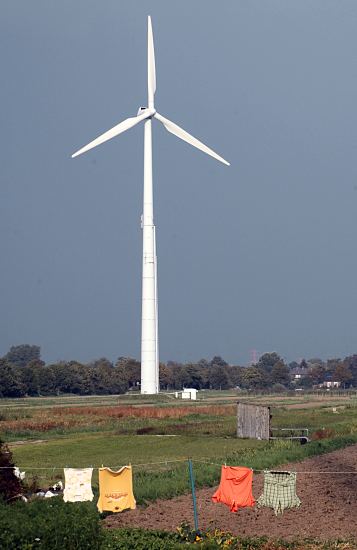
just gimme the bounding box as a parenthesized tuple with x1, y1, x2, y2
(0, 345, 356, 398)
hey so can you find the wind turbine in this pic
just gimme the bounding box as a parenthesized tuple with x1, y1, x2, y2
(72, 16, 230, 394)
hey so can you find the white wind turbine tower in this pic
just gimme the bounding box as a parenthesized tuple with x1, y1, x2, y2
(72, 16, 229, 394)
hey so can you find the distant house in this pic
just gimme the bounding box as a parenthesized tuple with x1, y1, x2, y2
(321, 380, 341, 389)
(290, 367, 308, 381)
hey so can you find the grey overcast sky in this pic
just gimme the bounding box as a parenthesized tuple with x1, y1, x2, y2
(0, 1, 356, 365)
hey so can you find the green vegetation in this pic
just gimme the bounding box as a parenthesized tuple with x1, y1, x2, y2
(0, 498, 103, 549)
(103, 527, 183, 549)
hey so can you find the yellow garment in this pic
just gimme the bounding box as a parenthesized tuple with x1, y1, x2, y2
(97, 466, 136, 513)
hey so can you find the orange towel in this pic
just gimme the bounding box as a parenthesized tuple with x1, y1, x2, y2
(212, 466, 255, 512)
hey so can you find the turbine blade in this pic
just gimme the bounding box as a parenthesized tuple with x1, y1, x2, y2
(154, 112, 230, 166)
(72, 110, 152, 158)
(148, 15, 156, 106)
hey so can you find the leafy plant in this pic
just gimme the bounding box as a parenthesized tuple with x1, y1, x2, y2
(105, 526, 357, 549)
(0, 498, 103, 549)
(103, 528, 183, 549)
(0, 438, 24, 502)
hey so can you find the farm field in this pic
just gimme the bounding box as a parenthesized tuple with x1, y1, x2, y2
(2, 389, 357, 410)
(1, 391, 356, 437)
(1, 391, 356, 502)
(3, 392, 357, 448)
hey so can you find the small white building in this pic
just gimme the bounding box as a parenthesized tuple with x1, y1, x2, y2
(176, 388, 198, 400)
(322, 380, 341, 389)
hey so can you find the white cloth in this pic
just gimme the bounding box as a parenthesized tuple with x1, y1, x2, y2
(63, 468, 94, 503)
(14, 467, 26, 480)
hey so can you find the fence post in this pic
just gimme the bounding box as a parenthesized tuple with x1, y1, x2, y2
(188, 459, 199, 532)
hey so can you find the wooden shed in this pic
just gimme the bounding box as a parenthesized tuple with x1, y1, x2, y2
(237, 402, 270, 440)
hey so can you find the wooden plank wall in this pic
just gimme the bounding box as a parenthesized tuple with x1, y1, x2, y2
(237, 402, 270, 440)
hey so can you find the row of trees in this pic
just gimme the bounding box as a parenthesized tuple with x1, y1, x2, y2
(0, 345, 356, 397)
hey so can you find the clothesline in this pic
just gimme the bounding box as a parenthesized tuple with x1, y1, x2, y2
(189, 460, 357, 474)
(1, 458, 357, 474)
(132, 459, 187, 467)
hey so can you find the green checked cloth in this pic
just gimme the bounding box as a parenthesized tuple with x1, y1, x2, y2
(257, 471, 301, 515)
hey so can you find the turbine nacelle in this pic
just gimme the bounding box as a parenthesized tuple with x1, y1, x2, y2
(137, 106, 156, 117)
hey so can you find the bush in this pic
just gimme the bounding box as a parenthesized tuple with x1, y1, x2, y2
(0, 498, 103, 549)
(0, 438, 24, 502)
(271, 383, 287, 393)
(103, 528, 183, 549)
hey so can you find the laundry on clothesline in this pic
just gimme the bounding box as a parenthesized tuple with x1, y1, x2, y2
(212, 466, 255, 512)
(63, 468, 94, 503)
(257, 470, 301, 515)
(97, 465, 136, 513)
(1, 463, 137, 511)
(211, 465, 301, 515)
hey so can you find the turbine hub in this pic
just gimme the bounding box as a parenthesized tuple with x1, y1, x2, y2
(137, 106, 156, 117)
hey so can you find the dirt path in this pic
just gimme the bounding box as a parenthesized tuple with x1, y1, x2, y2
(10, 439, 47, 447)
(105, 444, 357, 540)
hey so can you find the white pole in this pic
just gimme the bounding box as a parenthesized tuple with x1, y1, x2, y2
(141, 117, 158, 394)
(154, 226, 159, 392)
